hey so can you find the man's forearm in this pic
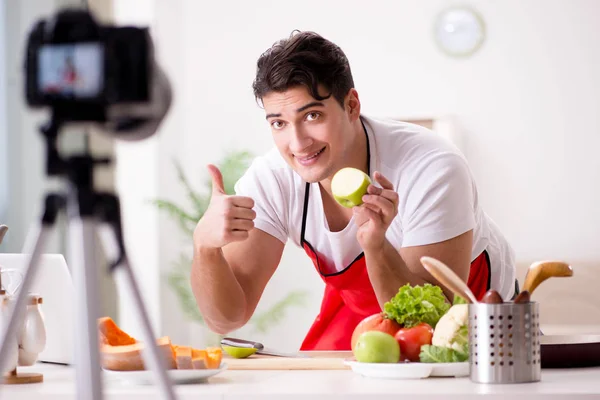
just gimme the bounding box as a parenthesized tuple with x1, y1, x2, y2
(364, 239, 428, 309)
(190, 245, 248, 334)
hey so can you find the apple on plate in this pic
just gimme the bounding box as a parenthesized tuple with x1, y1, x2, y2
(331, 167, 371, 208)
(350, 312, 401, 352)
(354, 331, 400, 363)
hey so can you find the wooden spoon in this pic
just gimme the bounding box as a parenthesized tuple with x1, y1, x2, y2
(522, 261, 573, 295)
(420, 256, 478, 304)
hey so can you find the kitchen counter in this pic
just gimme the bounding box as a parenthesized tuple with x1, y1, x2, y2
(2, 363, 599, 400)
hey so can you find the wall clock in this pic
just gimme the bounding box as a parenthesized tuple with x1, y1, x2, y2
(434, 7, 486, 58)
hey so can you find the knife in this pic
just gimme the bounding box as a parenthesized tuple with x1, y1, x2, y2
(220, 337, 309, 358)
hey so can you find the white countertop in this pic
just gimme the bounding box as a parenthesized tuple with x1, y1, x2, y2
(2, 363, 599, 400)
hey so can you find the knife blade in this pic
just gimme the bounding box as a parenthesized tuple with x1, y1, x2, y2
(220, 337, 308, 358)
(255, 347, 309, 358)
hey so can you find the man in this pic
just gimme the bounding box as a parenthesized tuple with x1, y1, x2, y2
(191, 31, 515, 350)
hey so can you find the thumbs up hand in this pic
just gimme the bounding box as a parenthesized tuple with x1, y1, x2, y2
(208, 164, 226, 196)
(194, 164, 256, 249)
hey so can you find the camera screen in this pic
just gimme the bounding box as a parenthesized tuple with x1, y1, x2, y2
(38, 43, 104, 99)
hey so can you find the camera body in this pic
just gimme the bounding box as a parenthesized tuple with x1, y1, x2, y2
(25, 9, 152, 122)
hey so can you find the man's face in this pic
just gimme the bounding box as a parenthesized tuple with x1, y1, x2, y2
(262, 86, 354, 183)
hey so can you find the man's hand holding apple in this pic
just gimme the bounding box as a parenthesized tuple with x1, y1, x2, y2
(353, 171, 399, 253)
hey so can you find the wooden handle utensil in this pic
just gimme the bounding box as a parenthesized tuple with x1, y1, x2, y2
(522, 261, 573, 295)
(420, 256, 479, 304)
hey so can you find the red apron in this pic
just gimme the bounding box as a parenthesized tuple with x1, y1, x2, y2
(298, 181, 491, 351)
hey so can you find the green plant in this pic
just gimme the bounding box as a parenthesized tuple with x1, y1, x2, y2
(152, 150, 307, 343)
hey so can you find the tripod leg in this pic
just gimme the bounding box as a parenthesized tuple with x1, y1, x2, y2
(97, 195, 177, 400)
(0, 195, 63, 380)
(68, 213, 104, 400)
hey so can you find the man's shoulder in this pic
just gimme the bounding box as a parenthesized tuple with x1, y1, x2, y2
(365, 115, 466, 170)
(364, 114, 432, 135)
(365, 115, 458, 151)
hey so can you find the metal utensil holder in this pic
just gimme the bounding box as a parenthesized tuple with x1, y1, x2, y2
(468, 302, 541, 383)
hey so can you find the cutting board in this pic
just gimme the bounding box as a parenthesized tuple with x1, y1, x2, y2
(224, 351, 353, 370)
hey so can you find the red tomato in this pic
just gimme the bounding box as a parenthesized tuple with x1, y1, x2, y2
(394, 323, 433, 362)
(351, 313, 402, 352)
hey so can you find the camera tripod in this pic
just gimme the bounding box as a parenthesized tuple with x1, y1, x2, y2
(0, 116, 177, 399)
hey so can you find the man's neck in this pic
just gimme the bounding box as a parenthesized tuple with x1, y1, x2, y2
(320, 118, 368, 195)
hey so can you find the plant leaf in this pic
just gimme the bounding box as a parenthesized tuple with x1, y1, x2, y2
(150, 199, 196, 236)
(250, 290, 308, 334)
(165, 255, 205, 324)
(206, 151, 255, 195)
(173, 159, 210, 218)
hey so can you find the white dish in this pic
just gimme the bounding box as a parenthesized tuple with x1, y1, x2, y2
(344, 360, 432, 379)
(430, 362, 469, 377)
(104, 363, 228, 385)
(344, 360, 468, 379)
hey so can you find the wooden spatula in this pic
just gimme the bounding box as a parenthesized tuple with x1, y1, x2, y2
(420, 256, 478, 304)
(522, 261, 573, 295)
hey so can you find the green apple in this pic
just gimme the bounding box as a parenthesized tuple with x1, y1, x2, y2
(354, 331, 401, 363)
(331, 167, 371, 208)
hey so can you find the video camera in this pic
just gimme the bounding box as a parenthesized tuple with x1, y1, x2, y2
(23, 8, 171, 141)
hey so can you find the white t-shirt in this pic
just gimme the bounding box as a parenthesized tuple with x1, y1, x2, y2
(234, 115, 516, 299)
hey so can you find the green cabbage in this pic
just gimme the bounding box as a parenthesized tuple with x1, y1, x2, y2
(383, 283, 450, 328)
(419, 344, 469, 363)
(419, 311, 470, 363)
(451, 324, 469, 349)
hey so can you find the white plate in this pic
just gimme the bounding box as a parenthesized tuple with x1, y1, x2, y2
(430, 362, 469, 377)
(344, 361, 432, 379)
(344, 361, 468, 379)
(104, 363, 228, 385)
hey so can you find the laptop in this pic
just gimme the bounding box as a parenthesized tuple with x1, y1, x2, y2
(0, 253, 74, 365)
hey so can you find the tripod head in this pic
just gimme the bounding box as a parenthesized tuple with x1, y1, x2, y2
(41, 114, 111, 200)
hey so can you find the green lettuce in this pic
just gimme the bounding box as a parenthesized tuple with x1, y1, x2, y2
(383, 283, 450, 328)
(419, 344, 469, 363)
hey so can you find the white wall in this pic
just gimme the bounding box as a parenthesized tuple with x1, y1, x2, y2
(113, 0, 600, 350)
(107, 0, 160, 340)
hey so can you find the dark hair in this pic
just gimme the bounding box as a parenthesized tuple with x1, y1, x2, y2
(252, 31, 355, 108)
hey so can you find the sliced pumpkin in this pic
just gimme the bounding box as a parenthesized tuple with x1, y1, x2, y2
(205, 347, 223, 369)
(98, 316, 136, 346)
(175, 346, 193, 369)
(191, 348, 207, 369)
(97, 316, 222, 371)
(97, 317, 176, 371)
(98, 330, 109, 346)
